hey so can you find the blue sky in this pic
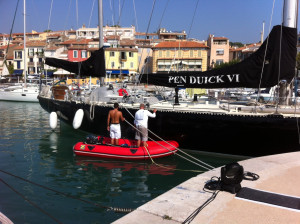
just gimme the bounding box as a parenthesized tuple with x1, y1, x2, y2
(0, 0, 297, 43)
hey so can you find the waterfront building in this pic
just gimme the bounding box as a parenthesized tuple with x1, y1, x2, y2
(151, 41, 209, 73)
(207, 35, 229, 68)
(229, 43, 261, 61)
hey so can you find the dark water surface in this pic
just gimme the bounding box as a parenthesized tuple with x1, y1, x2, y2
(0, 101, 240, 224)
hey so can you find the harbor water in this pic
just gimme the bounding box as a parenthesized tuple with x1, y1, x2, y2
(0, 101, 240, 224)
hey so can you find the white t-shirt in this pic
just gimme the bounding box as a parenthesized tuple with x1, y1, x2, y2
(134, 109, 156, 128)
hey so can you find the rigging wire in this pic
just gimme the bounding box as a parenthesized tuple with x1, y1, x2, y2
(255, 0, 276, 112)
(132, 0, 139, 32)
(3, 0, 20, 68)
(47, 0, 54, 31)
(157, 0, 170, 31)
(137, 0, 157, 85)
(64, 0, 73, 31)
(187, 0, 200, 39)
(88, 0, 96, 28)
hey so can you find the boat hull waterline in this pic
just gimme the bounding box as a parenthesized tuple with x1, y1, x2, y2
(39, 96, 300, 157)
(73, 136, 179, 160)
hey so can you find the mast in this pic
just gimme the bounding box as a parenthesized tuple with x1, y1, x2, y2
(283, 0, 298, 28)
(23, 0, 27, 85)
(279, 0, 298, 105)
(98, 0, 104, 85)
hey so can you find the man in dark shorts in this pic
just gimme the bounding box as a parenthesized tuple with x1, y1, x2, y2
(107, 103, 125, 145)
(134, 103, 157, 147)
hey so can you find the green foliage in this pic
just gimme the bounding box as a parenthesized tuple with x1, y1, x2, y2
(43, 29, 52, 32)
(8, 63, 14, 75)
(214, 59, 240, 69)
(296, 52, 300, 70)
(230, 42, 244, 48)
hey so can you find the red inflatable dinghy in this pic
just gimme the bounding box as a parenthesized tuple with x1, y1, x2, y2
(73, 135, 179, 160)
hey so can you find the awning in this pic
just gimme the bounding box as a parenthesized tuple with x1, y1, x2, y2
(13, 69, 23, 75)
(54, 69, 75, 75)
(44, 71, 54, 76)
(106, 70, 129, 75)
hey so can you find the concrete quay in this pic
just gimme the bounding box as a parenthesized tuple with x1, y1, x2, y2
(113, 151, 300, 224)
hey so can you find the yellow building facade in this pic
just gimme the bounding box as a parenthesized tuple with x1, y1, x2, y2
(152, 41, 209, 73)
(104, 47, 139, 77)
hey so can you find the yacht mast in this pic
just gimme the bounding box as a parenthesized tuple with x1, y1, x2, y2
(283, 0, 298, 28)
(24, 0, 27, 85)
(279, 0, 298, 105)
(98, 0, 104, 85)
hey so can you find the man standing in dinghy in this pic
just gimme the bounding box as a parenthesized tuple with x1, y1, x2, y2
(134, 103, 157, 147)
(107, 103, 125, 145)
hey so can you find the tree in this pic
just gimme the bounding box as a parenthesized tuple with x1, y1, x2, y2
(296, 52, 300, 70)
(214, 59, 240, 69)
(8, 63, 14, 75)
(230, 42, 244, 48)
(44, 29, 52, 32)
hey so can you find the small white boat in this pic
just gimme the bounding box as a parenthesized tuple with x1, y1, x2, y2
(0, 84, 39, 102)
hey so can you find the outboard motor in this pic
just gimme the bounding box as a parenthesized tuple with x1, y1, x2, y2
(86, 135, 98, 144)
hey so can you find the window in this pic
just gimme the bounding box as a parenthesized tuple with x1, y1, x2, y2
(178, 50, 182, 57)
(30, 58, 33, 62)
(216, 49, 224, 55)
(216, 59, 223, 65)
(130, 62, 134, 68)
(121, 52, 126, 60)
(198, 50, 201, 57)
(17, 61, 21, 69)
(111, 62, 115, 68)
(158, 50, 162, 57)
(129, 52, 133, 57)
(37, 48, 43, 56)
(190, 50, 193, 58)
(110, 51, 115, 57)
(81, 50, 87, 58)
(28, 48, 34, 57)
(15, 51, 22, 59)
(166, 50, 170, 57)
(73, 50, 78, 58)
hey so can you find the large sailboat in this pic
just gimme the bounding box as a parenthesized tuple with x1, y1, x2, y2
(0, 0, 39, 103)
(38, 0, 300, 157)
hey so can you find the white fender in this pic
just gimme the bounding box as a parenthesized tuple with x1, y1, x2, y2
(49, 112, 58, 130)
(73, 109, 84, 129)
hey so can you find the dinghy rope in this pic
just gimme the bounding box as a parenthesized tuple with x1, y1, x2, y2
(143, 146, 205, 173)
(123, 108, 215, 171)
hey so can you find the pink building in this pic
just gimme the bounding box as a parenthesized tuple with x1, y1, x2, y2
(207, 35, 229, 68)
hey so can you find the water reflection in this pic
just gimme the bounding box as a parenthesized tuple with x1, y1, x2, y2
(0, 101, 238, 224)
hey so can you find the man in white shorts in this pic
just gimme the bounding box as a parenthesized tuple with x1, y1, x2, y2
(134, 103, 157, 147)
(107, 103, 125, 145)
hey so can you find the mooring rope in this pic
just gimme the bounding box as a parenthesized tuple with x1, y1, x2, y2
(0, 177, 63, 224)
(0, 169, 134, 214)
(143, 146, 205, 173)
(123, 107, 215, 170)
(90, 103, 95, 120)
(123, 118, 213, 171)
